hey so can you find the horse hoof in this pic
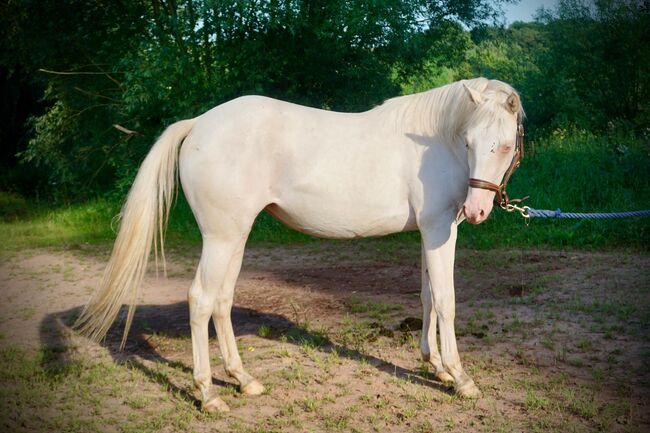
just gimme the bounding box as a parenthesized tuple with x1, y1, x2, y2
(241, 380, 265, 396)
(456, 381, 481, 399)
(203, 396, 230, 413)
(435, 371, 454, 384)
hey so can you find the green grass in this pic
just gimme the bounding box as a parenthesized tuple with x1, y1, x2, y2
(0, 345, 212, 433)
(0, 197, 121, 249)
(1, 131, 648, 252)
(346, 296, 403, 320)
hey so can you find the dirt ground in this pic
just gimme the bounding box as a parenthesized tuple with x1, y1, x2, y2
(0, 241, 648, 433)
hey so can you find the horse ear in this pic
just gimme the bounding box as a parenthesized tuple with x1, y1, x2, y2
(506, 92, 520, 114)
(463, 83, 484, 105)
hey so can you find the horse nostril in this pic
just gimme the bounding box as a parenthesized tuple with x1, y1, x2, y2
(479, 209, 485, 218)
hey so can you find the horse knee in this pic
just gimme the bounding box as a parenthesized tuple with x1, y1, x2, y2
(434, 302, 455, 323)
(213, 297, 232, 319)
(189, 296, 214, 327)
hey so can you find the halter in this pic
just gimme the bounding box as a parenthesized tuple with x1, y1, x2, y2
(468, 122, 525, 209)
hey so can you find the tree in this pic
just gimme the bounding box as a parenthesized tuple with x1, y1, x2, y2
(534, 0, 650, 130)
(3, 0, 508, 199)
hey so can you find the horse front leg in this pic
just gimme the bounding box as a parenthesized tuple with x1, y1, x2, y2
(420, 242, 454, 384)
(421, 221, 480, 398)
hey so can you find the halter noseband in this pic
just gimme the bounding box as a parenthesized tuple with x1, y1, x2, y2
(468, 123, 525, 208)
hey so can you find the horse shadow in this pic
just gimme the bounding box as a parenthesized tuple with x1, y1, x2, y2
(40, 299, 452, 407)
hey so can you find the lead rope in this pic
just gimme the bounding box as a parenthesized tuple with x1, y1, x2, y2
(505, 205, 650, 220)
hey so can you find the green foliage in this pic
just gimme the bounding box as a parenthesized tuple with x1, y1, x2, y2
(2, 0, 504, 198)
(535, 0, 650, 131)
(1, 0, 150, 198)
(466, 0, 650, 134)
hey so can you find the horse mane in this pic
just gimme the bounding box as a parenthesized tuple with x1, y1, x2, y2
(374, 77, 524, 140)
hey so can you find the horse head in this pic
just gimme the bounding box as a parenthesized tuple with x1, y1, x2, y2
(460, 80, 523, 224)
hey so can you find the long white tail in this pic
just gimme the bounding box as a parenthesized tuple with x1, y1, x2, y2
(75, 118, 196, 349)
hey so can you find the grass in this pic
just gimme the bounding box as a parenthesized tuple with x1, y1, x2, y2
(0, 345, 209, 433)
(525, 390, 552, 411)
(1, 131, 649, 252)
(346, 296, 403, 320)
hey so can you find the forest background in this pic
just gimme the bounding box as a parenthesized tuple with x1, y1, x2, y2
(1, 0, 648, 250)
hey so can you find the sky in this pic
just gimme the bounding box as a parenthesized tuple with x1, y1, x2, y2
(502, 0, 559, 24)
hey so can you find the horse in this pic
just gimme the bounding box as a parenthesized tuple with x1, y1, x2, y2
(75, 77, 524, 412)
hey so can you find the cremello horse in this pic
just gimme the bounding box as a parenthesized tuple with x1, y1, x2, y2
(76, 77, 524, 412)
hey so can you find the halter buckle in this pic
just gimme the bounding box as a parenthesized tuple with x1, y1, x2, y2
(502, 203, 530, 219)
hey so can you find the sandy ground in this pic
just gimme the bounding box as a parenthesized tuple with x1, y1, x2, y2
(0, 242, 648, 432)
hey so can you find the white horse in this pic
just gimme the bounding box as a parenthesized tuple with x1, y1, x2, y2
(76, 77, 524, 412)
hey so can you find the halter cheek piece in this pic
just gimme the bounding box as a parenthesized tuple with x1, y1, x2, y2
(468, 123, 525, 208)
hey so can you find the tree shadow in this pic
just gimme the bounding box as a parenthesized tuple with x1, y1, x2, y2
(40, 298, 452, 405)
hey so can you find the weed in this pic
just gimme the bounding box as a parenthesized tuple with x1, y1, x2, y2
(414, 420, 435, 433)
(542, 336, 555, 350)
(374, 397, 388, 409)
(336, 317, 378, 350)
(257, 325, 271, 338)
(567, 357, 585, 368)
(561, 387, 598, 420)
(577, 338, 592, 351)
(125, 394, 150, 409)
(300, 397, 319, 412)
(282, 364, 305, 386)
(277, 347, 292, 358)
(347, 296, 403, 320)
(18, 307, 35, 320)
(525, 390, 551, 411)
(322, 412, 351, 431)
(444, 416, 456, 430)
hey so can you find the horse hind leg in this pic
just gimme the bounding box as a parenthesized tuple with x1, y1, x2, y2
(189, 231, 252, 412)
(212, 236, 264, 396)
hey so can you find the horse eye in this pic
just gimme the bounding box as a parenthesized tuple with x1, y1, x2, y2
(499, 145, 513, 154)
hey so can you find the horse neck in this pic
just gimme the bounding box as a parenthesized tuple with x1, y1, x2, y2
(371, 87, 466, 154)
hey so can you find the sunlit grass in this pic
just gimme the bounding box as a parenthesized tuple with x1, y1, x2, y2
(0, 199, 120, 249)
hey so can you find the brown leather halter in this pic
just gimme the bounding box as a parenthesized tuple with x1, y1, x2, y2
(468, 123, 525, 208)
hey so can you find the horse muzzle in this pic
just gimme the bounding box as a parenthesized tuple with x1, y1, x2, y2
(462, 187, 495, 224)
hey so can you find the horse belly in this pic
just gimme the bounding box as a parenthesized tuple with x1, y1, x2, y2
(266, 197, 416, 239)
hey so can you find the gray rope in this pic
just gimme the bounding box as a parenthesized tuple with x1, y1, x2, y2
(527, 207, 650, 219)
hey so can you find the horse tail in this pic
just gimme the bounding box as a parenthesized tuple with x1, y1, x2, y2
(75, 118, 196, 349)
